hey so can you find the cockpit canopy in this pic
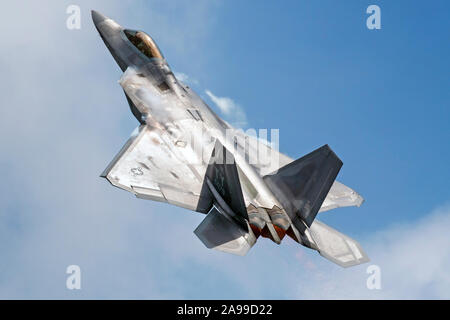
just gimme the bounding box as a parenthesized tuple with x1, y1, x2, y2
(124, 29, 164, 60)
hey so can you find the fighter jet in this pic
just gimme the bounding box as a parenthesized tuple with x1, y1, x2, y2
(92, 11, 369, 267)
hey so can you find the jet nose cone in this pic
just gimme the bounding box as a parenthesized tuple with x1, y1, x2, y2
(91, 10, 108, 26)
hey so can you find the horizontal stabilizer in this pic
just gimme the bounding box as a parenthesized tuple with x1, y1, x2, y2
(309, 220, 369, 267)
(263, 145, 342, 230)
(194, 207, 256, 256)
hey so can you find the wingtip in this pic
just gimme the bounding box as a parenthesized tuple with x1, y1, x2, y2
(356, 194, 365, 207)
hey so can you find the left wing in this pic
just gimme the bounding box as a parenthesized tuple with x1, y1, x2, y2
(101, 124, 212, 212)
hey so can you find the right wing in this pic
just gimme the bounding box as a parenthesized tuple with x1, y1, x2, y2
(319, 180, 364, 213)
(233, 130, 364, 213)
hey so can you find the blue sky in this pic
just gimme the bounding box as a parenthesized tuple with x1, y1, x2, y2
(0, 0, 449, 299)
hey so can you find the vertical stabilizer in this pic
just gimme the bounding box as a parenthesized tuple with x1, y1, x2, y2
(263, 145, 342, 231)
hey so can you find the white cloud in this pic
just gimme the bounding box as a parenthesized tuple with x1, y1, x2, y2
(174, 72, 189, 83)
(171, 76, 248, 128)
(205, 89, 248, 127)
(174, 72, 198, 85)
(292, 206, 450, 299)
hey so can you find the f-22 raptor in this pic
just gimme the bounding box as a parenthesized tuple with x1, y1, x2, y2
(92, 10, 369, 267)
